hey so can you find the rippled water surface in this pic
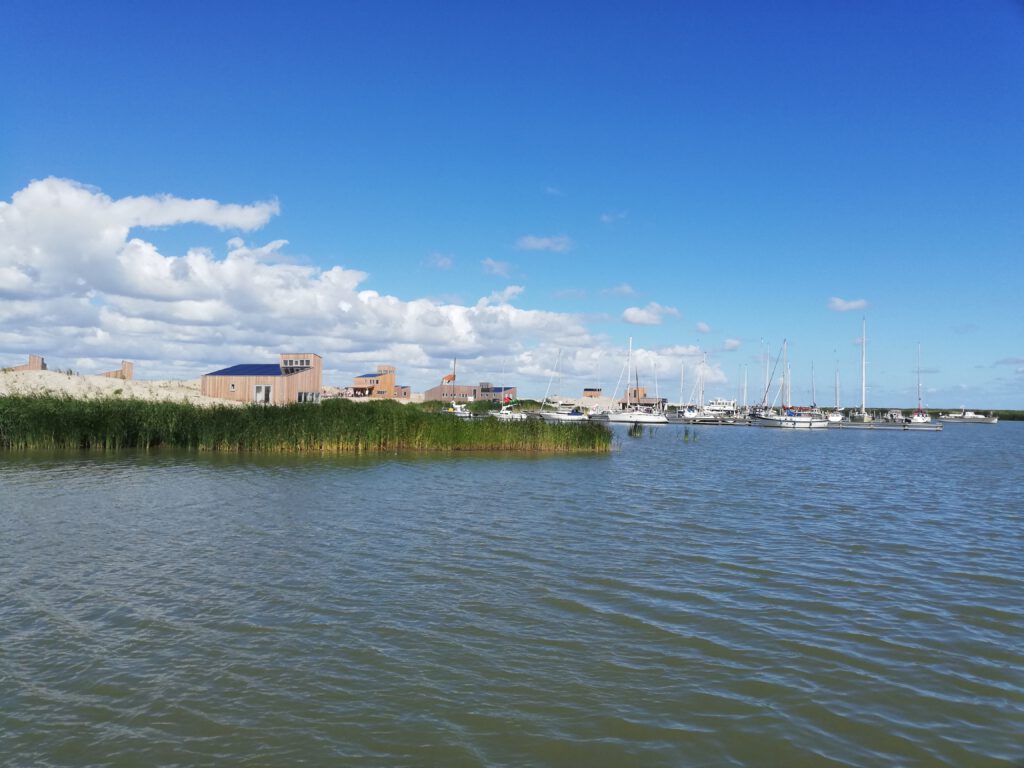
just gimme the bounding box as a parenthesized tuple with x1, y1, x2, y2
(2, 424, 1023, 766)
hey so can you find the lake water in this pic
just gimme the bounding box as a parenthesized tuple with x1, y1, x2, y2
(2, 423, 1022, 766)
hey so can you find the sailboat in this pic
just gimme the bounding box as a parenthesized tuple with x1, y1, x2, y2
(827, 364, 843, 423)
(603, 338, 668, 424)
(908, 343, 931, 424)
(848, 317, 872, 423)
(537, 349, 588, 422)
(750, 340, 829, 428)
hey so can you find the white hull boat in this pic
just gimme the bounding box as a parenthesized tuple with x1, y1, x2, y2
(604, 406, 668, 424)
(752, 410, 829, 428)
(939, 410, 998, 424)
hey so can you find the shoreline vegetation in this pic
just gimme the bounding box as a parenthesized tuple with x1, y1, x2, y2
(0, 395, 612, 453)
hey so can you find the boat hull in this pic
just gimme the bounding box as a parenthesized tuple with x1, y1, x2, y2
(604, 411, 668, 424)
(751, 414, 829, 429)
(538, 412, 589, 423)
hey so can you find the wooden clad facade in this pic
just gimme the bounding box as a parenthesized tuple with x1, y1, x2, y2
(9, 354, 47, 371)
(201, 353, 322, 404)
(422, 382, 518, 403)
(352, 365, 397, 398)
(100, 361, 134, 380)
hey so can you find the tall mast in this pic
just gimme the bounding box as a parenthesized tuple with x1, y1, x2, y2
(778, 339, 786, 405)
(917, 342, 923, 413)
(626, 337, 632, 408)
(700, 352, 706, 408)
(763, 340, 770, 407)
(860, 317, 867, 414)
(678, 359, 685, 407)
(811, 361, 816, 407)
(742, 365, 748, 408)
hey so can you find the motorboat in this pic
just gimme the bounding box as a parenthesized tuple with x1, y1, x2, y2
(492, 403, 527, 422)
(939, 409, 998, 424)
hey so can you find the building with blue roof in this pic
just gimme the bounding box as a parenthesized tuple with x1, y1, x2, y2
(200, 353, 322, 404)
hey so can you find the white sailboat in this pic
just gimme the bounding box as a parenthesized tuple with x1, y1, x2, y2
(537, 349, 588, 422)
(604, 338, 668, 424)
(908, 343, 931, 424)
(848, 317, 872, 423)
(827, 364, 843, 423)
(751, 340, 829, 428)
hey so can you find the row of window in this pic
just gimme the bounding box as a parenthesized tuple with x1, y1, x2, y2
(284, 359, 312, 368)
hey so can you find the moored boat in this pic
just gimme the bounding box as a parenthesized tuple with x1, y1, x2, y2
(602, 338, 668, 424)
(750, 340, 829, 428)
(939, 409, 998, 424)
(492, 402, 527, 421)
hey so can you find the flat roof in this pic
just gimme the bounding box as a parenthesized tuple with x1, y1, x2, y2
(206, 364, 282, 376)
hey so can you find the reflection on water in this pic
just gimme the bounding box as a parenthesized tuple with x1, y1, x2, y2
(2, 425, 1022, 766)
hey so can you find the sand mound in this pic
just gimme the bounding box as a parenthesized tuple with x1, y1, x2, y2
(0, 369, 237, 406)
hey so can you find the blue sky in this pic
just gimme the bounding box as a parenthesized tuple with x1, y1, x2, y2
(2, 1, 1023, 407)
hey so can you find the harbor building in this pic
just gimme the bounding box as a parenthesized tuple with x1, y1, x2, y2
(201, 353, 322, 404)
(583, 387, 603, 398)
(620, 386, 666, 410)
(422, 381, 517, 404)
(7, 354, 47, 371)
(351, 365, 411, 399)
(100, 361, 133, 380)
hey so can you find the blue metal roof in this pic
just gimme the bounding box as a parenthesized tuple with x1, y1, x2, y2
(356, 372, 379, 378)
(206, 364, 282, 376)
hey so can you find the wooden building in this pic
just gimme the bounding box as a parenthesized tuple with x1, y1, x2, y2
(422, 381, 517, 404)
(201, 353, 322, 404)
(100, 361, 133, 380)
(351, 365, 412, 399)
(8, 354, 47, 371)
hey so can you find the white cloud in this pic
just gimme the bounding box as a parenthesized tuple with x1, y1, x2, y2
(544, 186, 563, 196)
(696, 321, 711, 334)
(600, 211, 627, 224)
(724, 338, 741, 351)
(622, 302, 679, 326)
(828, 296, 868, 312)
(604, 283, 635, 296)
(481, 285, 524, 305)
(515, 234, 572, 253)
(481, 258, 511, 277)
(428, 252, 453, 270)
(0, 177, 594, 389)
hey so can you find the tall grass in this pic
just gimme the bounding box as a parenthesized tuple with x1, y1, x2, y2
(0, 396, 612, 453)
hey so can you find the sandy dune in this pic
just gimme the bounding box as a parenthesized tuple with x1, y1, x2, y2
(0, 369, 236, 406)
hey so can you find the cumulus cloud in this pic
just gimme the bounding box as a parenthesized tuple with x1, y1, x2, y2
(724, 338, 741, 351)
(0, 177, 593, 389)
(600, 211, 627, 224)
(481, 258, 511, 277)
(828, 296, 868, 312)
(515, 235, 572, 253)
(696, 321, 711, 334)
(622, 302, 679, 326)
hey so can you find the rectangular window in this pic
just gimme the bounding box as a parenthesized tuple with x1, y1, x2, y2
(229, 383, 236, 392)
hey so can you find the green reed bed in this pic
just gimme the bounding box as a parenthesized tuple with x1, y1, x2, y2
(0, 395, 611, 453)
